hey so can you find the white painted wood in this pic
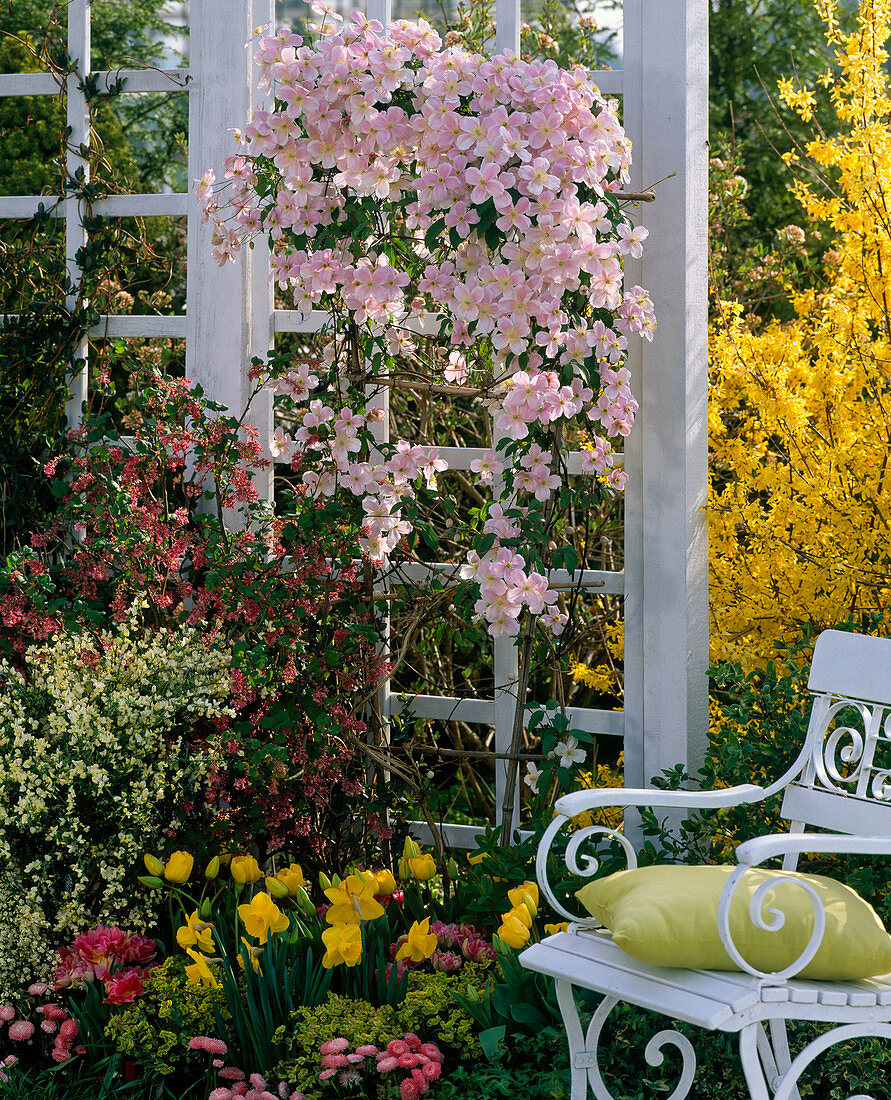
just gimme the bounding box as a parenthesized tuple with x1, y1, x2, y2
(780, 784, 891, 837)
(554, 781, 764, 817)
(808, 629, 891, 703)
(0, 73, 59, 96)
(0, 197, 64, 217)
(621, 0, 709, 791)
(588, 70, 623, 95)
(494, 0, 520, 53)
(186, 0, 274, 500)
(92, 194, 189, 217)
(274, 309, 440, 336)
(0, 69, 190, 97)
(65, 0, 90, 430)
(87, 315, 187, 338)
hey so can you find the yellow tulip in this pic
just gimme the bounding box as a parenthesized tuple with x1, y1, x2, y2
(544, 922, 570, 935)
(324, 873, 385, 925)
(230, 855, 263, 884)
(237, 892, 289, 945)
(176, 910, 214, 954)
(265, 876, 290, 899)
(373, 869, 397, 896)
(398, 836, 421, 879)
(274, 863, 305, 896)
(163, 851, 194, 884)
(184, 948, 219, 988)
(321, 922, 363, 968)
(504, 903, 532, 928)
(508, 881, 539, 919)
(497, 913, 532, 950)
(204, 856, 221, 880)
(395, 918, 438, 963)
(407, 853, 437, 882)
(143, 854, 165, 877)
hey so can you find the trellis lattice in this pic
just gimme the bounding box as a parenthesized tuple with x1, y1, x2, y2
(0, 0, 708, 843)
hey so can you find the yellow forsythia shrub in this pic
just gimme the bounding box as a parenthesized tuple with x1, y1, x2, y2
(710, 0, 891, 667)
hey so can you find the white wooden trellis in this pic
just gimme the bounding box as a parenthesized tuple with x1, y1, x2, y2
(0, 0, 707, 844)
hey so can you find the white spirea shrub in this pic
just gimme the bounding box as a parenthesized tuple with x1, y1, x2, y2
(0, 616, 233, 954)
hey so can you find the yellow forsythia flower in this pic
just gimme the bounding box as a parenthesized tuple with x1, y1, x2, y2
(230, 855, 263, 884)
(237, 892, 289, 944)
(163, 851, 194, 884)
(322, 922, 363, 968)
(395, 918, 438, 963)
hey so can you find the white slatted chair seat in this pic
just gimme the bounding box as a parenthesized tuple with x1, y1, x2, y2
(519, 631, 891, 1100)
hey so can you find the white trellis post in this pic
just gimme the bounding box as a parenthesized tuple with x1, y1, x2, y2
(186, 0, 275, 499)
(621, 0, 709, 790)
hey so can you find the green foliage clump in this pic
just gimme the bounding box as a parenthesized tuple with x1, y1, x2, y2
(275, 969, 486, 1097)
(106, 957, 226, 1080)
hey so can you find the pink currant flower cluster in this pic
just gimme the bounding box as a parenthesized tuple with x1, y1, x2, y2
(0, 985, 81, 1065)
(318, 1034, 442, 1100)
(53, 926, 157, 1005)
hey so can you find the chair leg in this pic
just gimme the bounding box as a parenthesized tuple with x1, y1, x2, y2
(740, 1024, 773, 1100)
(554, 983, 696, 1100)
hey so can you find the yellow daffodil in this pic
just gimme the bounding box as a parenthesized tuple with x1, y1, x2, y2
(373, 869, 397, 896)
(163, 851, 194, 884)
(184, 948, 219, 988)
(407, 853, 437, 881)
(324, 873, 385, 925)
(230, 855, 263, 884)
(237, 891, 289, 944)
(143, 854, 165, 877)
(322, 922, 363, 968)
(395, 918, 438, 963)
(176, 910, 214, 954)
(508, 881, 539, 918)
(273, 863, 305, 895)
(497, 912, 532, 949)
(236, 936, 261, 972)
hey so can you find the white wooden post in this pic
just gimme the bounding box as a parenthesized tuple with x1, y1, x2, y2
(64, 0, 90, 429)
(621, 0, 709, 790)
(186, 0, 274, 500)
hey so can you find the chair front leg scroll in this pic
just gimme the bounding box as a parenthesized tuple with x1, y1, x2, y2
(555, 982, 696, 1100)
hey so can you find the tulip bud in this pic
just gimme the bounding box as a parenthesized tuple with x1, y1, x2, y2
(318, 872, 332, 891)
(293, 886, 317, 917)
(143, 855, 165, 877)
(163, 851, 194, 884)
(138, 876, 164, 890)
(199, 897, 213, 919)
(402, 836, 421, 860)
(446, 858, 460, 879)
(265, 876, 290, 899)
(204, 856, 220, 880)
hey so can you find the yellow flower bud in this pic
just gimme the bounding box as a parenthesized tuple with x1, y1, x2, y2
(508, 881, 539, 919)
(143, 854, 165, 877)
(138, 875, 164, 890)
(204, 856, 221, 880)
(163, 851, 194, 884)
(230, 855, 263, 884)
(265, 876, 290, 899)
(293, 886, 317, 917)
(318, 871, 333, 891)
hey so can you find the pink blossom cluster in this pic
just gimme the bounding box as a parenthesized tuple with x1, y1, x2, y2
(318, 1034, 442, 1100)
(460, 544, 566, 638)
(53, 925, 157, 1005)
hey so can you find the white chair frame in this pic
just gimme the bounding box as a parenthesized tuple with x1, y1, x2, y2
(520, 630, 891, 1100)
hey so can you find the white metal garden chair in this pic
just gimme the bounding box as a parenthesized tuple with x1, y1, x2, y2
(520, 630, 891, 1100)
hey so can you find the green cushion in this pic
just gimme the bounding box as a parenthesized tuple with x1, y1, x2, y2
(575, 864, 891, 980)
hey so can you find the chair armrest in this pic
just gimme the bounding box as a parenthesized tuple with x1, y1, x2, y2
(553, 783, 765, 819)
(735, 833, 891, 866)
